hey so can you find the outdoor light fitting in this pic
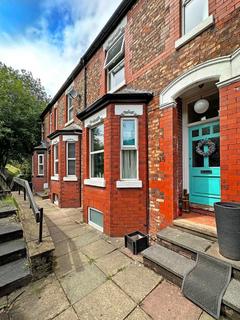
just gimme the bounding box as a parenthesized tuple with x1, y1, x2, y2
(194, 98, 209, 114)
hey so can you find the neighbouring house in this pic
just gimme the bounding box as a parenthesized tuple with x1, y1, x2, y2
(32, 0, 240, 237)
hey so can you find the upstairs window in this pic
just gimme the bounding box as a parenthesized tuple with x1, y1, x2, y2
(66, 142, 76, 176)
(121, 118, 138, 180)
(53, 144, 59, 176)
(67, 94, 74, 123)
(182, 0, 208, 34)
(90, 123, 104, 178)
(104, 34, 125, 92)
(38, 154, 44, 176)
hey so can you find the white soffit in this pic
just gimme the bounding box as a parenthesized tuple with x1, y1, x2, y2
(115, 105, 143, 116)
(84, 108, 107, 128)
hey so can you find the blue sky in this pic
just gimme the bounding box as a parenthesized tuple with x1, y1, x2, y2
(0, 0, 122, 96)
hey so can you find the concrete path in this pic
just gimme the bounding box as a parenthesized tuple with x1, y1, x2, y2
(0, 197, 224, 320)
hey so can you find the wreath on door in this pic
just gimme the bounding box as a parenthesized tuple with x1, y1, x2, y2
(196, 139, 216, 157)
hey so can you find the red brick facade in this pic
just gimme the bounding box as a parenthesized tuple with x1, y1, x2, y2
(32, 150, 47, 193)
(32, 0, 240, 236)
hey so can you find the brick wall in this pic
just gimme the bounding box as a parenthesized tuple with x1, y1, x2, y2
(32, 151, 47, 193)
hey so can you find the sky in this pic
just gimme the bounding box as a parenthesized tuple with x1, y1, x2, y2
(0, 0, 122, 97)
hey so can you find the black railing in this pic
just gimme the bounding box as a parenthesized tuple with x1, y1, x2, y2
(12, 177, 43, 243)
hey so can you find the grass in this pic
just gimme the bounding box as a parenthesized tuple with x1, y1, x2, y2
(0, 195, 18, 209)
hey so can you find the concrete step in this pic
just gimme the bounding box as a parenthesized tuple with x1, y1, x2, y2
(0, 206, 17, 219)
(0, 217, 23, 243)
(0, 258, 31, 297)
(173, 218, 217, 240)
(143, 244, 195, 287)
(0, 238, 26, 266)
(143, 244, 240, 319)
(157, 227, 213, 259)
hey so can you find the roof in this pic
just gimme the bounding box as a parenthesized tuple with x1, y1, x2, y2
(41, 0, 137, 119)
(77, 90, 153, 121)
(34, 141, 47, 151)
(48, 123, 82, 140)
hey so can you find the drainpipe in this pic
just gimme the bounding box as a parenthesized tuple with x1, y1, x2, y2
(83, 59, 87, 109)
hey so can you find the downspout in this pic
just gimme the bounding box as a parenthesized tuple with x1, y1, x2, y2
(83, 58, 87, 109)
(145, 102, 150, 236)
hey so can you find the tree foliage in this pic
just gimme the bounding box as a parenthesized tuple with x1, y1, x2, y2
(0, 63, 49, 169)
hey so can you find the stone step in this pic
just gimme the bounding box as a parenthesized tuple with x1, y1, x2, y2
(173, 218, 217, 240)
(0, 206, 17, 219)
(0, 238, 26, 266)
(143, 244, 240, 319)
(157, 227, 213, 259)
(0, 258, 31, 297)
(0, 217, 23, 243)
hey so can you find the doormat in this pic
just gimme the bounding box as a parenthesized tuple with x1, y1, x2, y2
(182, 252, 231, 319)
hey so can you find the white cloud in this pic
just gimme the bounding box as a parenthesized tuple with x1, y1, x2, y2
(0, 0, 122, 97)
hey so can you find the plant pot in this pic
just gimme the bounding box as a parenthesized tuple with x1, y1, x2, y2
(214, 202, 240, 260)
(124, 231, 149, 255)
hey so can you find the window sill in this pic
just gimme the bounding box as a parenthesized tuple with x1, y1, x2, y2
(51, 176, 59, 181)
(116, 180, 142, 188)
(64, 119, 74, 127)
(175, 15, 214, 50)
(84, 178, 106, 188)
(63, 176, 78, 181)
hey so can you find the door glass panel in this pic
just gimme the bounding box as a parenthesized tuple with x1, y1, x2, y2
(213, 124, 220, 133)
(202, 127, 210, 135)
(192, 129, 199, 137)
(192, 140, 204, 167)
(209, 137, 220, 167)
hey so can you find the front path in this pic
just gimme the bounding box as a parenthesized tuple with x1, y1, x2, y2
(2, 197, 220, 320)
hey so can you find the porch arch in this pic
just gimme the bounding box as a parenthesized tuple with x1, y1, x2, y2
(160, 48, 240, 108)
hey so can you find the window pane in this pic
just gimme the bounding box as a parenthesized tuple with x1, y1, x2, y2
(68, 107, 74, 121)
(105, 35, 124, 68)
(192, 140, 204, 167)
(89, 208, 103, 229)
(202, 127, 210, 135)
(184, 0, 208, 34)
(109, 63, 125, 91)
(91, 153, 104, 178)
(68, 160, 76, 175)
(55, 162, 59, 175)
(68, 143, 75, 158)
(122, 120, 136, 146)
(192, 129, 199, 137)
(209, 137, 220, 167)
(91, 124, 104, 152)
(122, 150, 137, 179)
(39, 165, 44, 175)
(54, 145, 59, 160)
(213, 124, 220, 133)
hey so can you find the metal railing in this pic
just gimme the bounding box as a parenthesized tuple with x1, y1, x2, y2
(12, 177, 43, 243)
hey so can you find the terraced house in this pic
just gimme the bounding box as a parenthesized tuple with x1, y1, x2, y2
(32, 0, 240, 238)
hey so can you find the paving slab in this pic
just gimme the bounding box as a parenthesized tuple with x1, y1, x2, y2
(223, 279, 240, 313)
(68, 231, 102, 249)
(120, 246, 144, 264)
(8, 274, 69, 320)
(73, 281, 136, 320)
(54, 250, 89, 278)
(141, 280, 202, 320)
(60, 263, 106, 304)
(96, 250, 132, 276)
(102, 236, 124, 249)
(53, 307, 79, 320)
(199, 312, 227, 320)
(81, 239, 116, 260)
(112, 263, 161, 303)
(125, 307, 152, 320)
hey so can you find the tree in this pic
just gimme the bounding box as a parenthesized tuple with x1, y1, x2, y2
(0, 63, 49, 170)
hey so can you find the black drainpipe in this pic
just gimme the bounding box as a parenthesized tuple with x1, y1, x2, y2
(83, 59, 87, 109)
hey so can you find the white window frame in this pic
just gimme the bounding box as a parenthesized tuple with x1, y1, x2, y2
(67, 94, 74, 123)
(107, 59, 125, 93)
(182, 0, 209, 35)
(38, 154, 44, 176)
(66, 142, 76, 177)
(53, 144, 59, 176)
(88, 207, 103, 232)
(120, 118, 139, 181)
(89, 123, 104, 179)
(104, 34, 125, 69)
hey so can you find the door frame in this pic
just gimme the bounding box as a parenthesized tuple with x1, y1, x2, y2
(182, 93, 220, 198)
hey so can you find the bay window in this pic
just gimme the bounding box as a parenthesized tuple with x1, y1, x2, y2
(66, 142, 76, 176)
(121, 118, 138, 180)
(38, 154, 44, 176)
(104, 34, 125, 92)
(90, 123, 104, 178)
(182, 0, 208, 34)
(53, 144, 59, 176)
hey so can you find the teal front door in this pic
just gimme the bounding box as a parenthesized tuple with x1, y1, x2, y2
(189, 121, 220, 206)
